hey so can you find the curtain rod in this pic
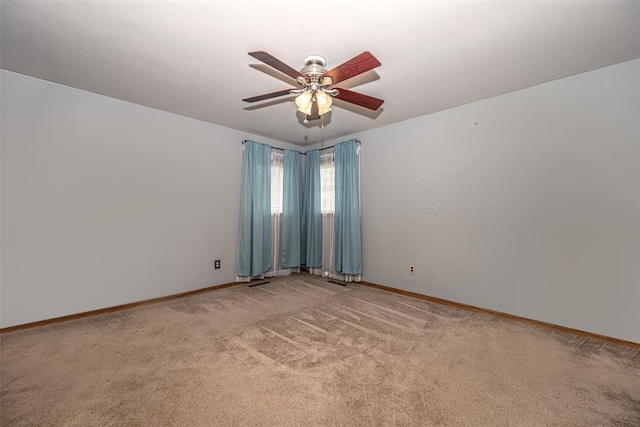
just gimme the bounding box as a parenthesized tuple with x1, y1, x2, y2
(242, 139, 360, 155)
(242, 140, 300, 154)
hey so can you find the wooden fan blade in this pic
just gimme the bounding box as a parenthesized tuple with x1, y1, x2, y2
(242, 88, 296, 103)
(334, 88, 384, 110)
(248, 51, 302, 80)
(321, 51, 381, 85)
(307, 100, 320, 120)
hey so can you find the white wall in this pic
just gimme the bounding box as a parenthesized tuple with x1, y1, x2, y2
(0, 71, 291, 328)
(325, 60, 640, 342)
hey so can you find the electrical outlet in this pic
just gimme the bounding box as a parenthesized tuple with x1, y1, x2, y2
(214, 260, 221, 269)
(409, 265, 415, 274)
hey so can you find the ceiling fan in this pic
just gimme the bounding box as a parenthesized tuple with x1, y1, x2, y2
(243, 51, 384, 123)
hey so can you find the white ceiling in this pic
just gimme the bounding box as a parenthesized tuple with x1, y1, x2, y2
(2, 1, 639, 147)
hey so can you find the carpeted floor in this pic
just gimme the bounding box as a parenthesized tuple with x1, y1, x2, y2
(2, 274, 639, 426)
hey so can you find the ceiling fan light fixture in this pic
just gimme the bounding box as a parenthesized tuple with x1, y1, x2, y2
(295, 90, 313, 112)
(316, 90, 332, 108)
(296, 89, 332, 117)
(318, 106, 331, 116)
(316, 90, 332, 115)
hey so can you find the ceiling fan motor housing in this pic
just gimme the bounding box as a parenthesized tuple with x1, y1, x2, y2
(301, 55, 328, 82)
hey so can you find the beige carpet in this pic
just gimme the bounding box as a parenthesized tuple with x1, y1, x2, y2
(2, 274, 639, 426)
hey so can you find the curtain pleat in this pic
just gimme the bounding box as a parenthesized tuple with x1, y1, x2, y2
(237, 141, 272, 277)
(281, 150, 302, 267)
(334, 140, 362, 275)
(270, 213, 300, 276)
(303, 150, 322, 267)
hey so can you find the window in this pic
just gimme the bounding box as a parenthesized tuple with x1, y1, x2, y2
(273, 149, 334, 214)
(319, 152, 335, 214)
(271, 151, 284, 214)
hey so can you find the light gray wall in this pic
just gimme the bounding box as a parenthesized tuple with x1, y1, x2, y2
(324, 60, 640, 342)
(0, 70, 291, 328)
(3, 60, 639, 342)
